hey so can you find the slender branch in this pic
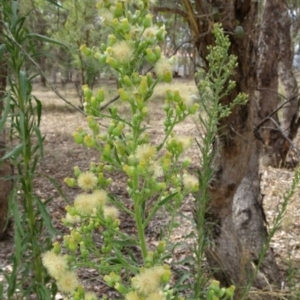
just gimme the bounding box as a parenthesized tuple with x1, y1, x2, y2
(264, 117, 300, 155)
(255, 88, 299, 131)
(151, 6, 188, 19)
(100, 95, 120, 111)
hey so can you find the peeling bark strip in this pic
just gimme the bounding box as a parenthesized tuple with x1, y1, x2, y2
(0, 10, 13, 240)
(187, 0, 282, 296)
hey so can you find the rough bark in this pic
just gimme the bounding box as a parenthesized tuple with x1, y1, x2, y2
(187, 0, 282, 296)
(0, 10, 13, 240)
(257, 1, 300, 167)
(256, 0, 282, 167)
(277, 1, 300, 165)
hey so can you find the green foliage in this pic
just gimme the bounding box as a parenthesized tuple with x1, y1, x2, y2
(207, 281, 235, 300)
(42, 0, 202, 299)
(0, 1, 55, 299)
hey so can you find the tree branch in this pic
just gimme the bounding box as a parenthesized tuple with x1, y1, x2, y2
(151, 6, 188, 19)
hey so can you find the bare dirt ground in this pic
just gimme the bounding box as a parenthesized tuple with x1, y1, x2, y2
(1, 80, 300, 299)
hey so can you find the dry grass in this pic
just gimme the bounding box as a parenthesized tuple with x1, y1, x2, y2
(1, 79, 300, 298)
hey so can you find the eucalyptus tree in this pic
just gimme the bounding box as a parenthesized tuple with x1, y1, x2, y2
(155, 0, 299, 298)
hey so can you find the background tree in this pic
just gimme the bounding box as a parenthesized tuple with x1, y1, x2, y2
(166, 0, 292, 297)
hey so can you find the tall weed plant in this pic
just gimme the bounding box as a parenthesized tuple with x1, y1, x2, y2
(41, 0, 244, 298)
(0, 1, 56, 299)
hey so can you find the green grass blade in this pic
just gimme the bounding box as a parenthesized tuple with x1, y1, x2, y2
(0, 91, 11, 131)
(33, 125, 44, 158)
(0, 143, 23, 161)
(35, 196, 56, 237)
(27, 33, 69, 48)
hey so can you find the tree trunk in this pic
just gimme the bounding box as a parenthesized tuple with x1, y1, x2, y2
(186, 0, 282, 296)
(0, 11, 13, 240)
(256, 0, 281, 167)
(257, 1, 300, 167)
(277, 1, 300, 165)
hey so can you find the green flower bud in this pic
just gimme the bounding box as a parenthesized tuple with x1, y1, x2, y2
(80, 44, 92, 56)
(120, 18, 131, 32)
(96, 89, 105, 103)
(173, 90, 181, 102)
(156, 240, 165, 254)
(141, 107, 148, 117)
(95, 53, 107, 64)
(65, 205, 77, 217)
(83, 86, 92, 99)
(123, 165, 135, 177)
(84, 135, 96, 148)
(143, 14, 152, 28)
(74, 166, 81, 177)
(118, 88, 129, 101)
(154, 46, 161, 59)
(138, 77, 148, 96)
(71, 233, 80, 243)
(68, 238, 77, 252)
(182, 158, 191, 168)
(188, 103, 199, 114)
(161, 269, 171, 283)
(123, 75, 132, 87)
(156, 26, 166, 41)
(103, 144, 111, 158)
(64, 177, 76, 187)
(166, 89, 173, 100)
(106, 56, 119, 69)
(52, 241, 61, 255)
(207, 289, 215, 300)
(114, 283, 127, 294)
(103, 275, 114, 287)
(108, 34, 117, 46)
(209, 280, 220, 292)
(145, 48, 157, 64)
(145, 251, 153, 267)
(114, 2, 123, 18)
(225, 285, 236, 298)
(132, 72, 141, 84)
(146, 72, 154, 86)
(112, 18, 119, 27)
(94, 51, 101, 61)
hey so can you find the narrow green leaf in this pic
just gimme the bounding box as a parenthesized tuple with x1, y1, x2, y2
(34, 97, 42, 125)
(0, 91, 11, 132)
(34, 125, 44, 158)
(113, 146, 121, 165)
(27, 33, 69, 49)
(35, 196, 56, 237)
(7, 258, 17, 297)
(19, 111, 26, 141)
(11, 0, 19, 28)
(30, 153, 39, 174)
(45, 175, 70, 204)
(45, 0, 64, 8)
(174, 273, 191, 289)
(112, 238, 139, 247)
(19, 71, 28, 104)
(157, 191, 178, 207)
(0, 143, 23, 161)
